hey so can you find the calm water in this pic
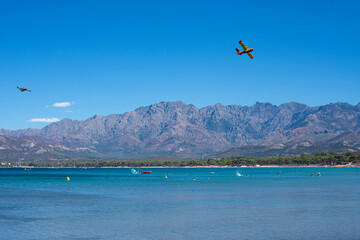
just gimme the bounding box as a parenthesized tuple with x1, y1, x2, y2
(1, 167, 359, 240)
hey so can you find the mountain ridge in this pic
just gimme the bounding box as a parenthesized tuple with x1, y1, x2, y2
(1, 101, 359, 161)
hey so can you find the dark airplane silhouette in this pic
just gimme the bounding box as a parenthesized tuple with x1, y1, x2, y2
(17, 86, 31, 92)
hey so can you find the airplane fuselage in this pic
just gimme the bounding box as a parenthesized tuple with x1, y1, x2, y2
(17, 86, 31, 92)
(237, 48, 254, 55)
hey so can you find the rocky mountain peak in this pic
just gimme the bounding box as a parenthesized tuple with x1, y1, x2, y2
(1, 101, 359, 159)
(279, 102, 309, 112)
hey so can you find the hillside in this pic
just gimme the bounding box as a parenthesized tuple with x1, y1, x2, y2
(1, 101, 359, 161)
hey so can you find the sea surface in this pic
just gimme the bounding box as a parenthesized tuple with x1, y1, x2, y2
(1, 167, 360, 240)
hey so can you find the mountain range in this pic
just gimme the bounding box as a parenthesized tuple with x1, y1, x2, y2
(1, 101, 360, 162)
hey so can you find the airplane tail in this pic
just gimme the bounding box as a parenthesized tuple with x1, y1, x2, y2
(235, 48, 242, 55)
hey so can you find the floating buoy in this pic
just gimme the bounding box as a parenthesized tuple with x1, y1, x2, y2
(67, 177, 70, 181)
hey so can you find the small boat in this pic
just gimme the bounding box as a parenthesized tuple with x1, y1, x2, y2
(141, 171, 152, 174)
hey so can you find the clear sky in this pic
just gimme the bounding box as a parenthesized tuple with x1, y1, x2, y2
(1, 0, 359, 129)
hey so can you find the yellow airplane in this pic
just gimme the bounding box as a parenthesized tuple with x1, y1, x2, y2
(17, 86, 31, 92)
(235, 40, 254, 59)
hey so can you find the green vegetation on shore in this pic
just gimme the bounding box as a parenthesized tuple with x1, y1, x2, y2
(10, 152, 360, 168)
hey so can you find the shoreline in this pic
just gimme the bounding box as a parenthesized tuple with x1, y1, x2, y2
(2, 164, 359, 169)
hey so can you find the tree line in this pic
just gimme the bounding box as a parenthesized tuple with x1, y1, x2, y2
(18, 152, 360, 168)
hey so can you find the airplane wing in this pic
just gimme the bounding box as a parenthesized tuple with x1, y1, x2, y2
(239, 41, 247, 51)
(247, 52, 254, 59)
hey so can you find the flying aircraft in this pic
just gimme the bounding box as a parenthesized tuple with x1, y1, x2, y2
(17, 86, 31, 92)
(235, 41, 254, 59)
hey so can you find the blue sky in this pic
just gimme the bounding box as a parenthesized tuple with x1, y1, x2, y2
(1, 0, 359, 129)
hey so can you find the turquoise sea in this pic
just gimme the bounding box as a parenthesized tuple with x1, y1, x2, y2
(1, 167, 360, 240)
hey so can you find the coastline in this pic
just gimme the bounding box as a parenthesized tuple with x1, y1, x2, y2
(3, 164, 359, 169)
